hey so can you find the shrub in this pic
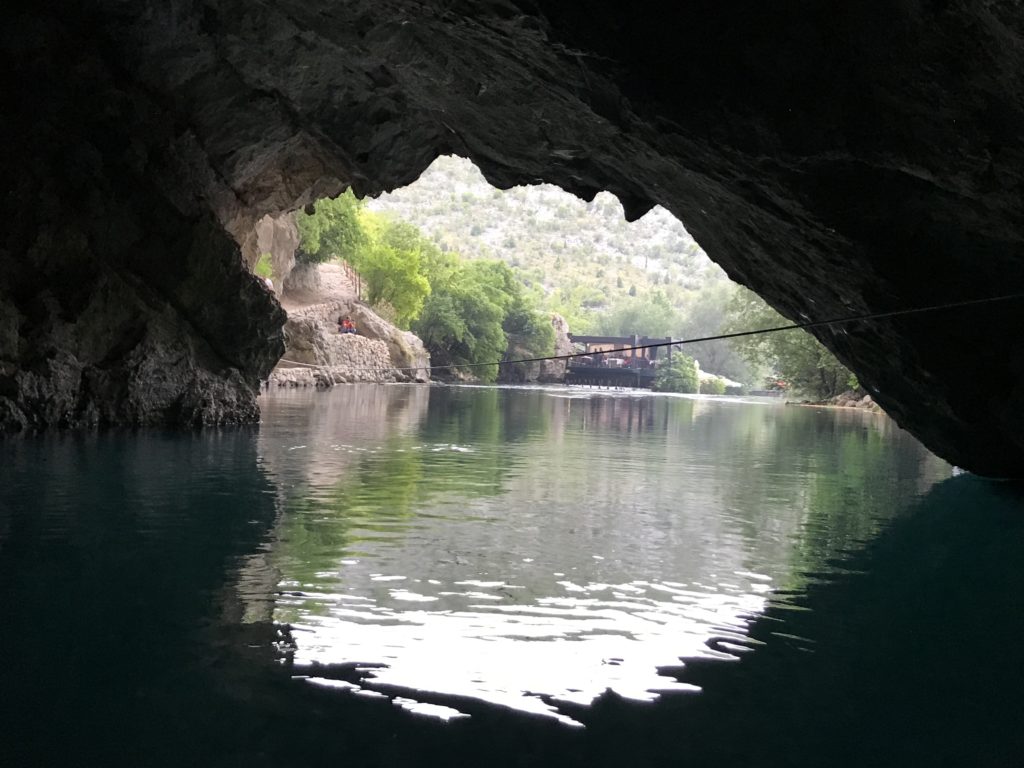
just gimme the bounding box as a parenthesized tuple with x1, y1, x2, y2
(653, 355, 699, 394)
(699, 376, 726, 395)
(254, 252, 273, 279)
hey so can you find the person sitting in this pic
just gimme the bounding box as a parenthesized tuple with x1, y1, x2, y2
(340, 316, 357, 334)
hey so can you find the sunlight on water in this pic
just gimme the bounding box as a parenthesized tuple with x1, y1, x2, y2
(284, 575, 760, 725)
(252, 384, 950, 726)
(10, 385, 1024, 767)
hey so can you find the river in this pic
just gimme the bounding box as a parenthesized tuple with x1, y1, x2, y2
(2, 384, 1022, 767)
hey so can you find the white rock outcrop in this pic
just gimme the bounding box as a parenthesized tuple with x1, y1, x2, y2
(269, 300, 430, 388)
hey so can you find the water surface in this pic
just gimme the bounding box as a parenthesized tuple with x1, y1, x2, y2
(257, 386, 943, 724)
(2, 384, 1022, 767)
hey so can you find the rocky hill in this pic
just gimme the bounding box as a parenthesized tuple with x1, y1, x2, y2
(367, 156, 730, 327)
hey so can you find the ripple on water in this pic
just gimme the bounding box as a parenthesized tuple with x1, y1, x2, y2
(281, 573, 765, 726)
(254, 385, 950, 728)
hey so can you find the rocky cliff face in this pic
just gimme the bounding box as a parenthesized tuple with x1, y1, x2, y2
(2, 1, 1023, 474)
(498, 313, 573, 384)
(541, 314, 574, 383)
(278, 301, 430, 384)
(251, 213, 300, 289)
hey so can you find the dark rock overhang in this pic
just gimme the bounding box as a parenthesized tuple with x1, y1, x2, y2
(1, 0, 1022, 475)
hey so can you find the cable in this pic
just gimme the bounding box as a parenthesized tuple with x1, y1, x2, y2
(394, 290, 1024, 372)
(272, 291, 1024, 374)
(276, 358, 322, 369)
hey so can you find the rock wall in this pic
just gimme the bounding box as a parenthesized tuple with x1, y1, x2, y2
(283, 263, 322, 296)
(540, 314, 574, 383)
(269, 334, 396, 388)
(0, 4, 286, 429)
(277, 300, 430, 385)
(2, 1, 1023, 473)
(252, 213, 300, 287)
(498, 313, 573, 384)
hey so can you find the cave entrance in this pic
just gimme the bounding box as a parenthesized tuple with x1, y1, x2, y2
(255, 155, 854, 401)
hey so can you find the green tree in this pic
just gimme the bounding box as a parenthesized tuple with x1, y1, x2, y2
(699, 376, 727, 395)
(653, 354, 699, 393)
(725, 287, 856, 399)
(355, 215, 433, 326)
(356, 239, 431, 326)
(674, 282, 757, 384)
(295, 190, 366, 264)
(596, 292, 679, 337)
(414, 265, 508, 382)
(503, 295, 555, 358)
(413, 260, 552, 383)
(297, 198, 433, 327)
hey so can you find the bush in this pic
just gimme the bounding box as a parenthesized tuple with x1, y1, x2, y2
(254, 252, 273, 279)
(699, 376, 726, 395)
(296, 191, 366, 265)
(725, 286, 857, 399)
(653, 355, 699, 394)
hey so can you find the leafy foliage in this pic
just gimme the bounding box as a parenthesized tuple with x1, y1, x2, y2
(356, 217, 432, 327)
(413, 260, 553, 382)
(699, 376, 727, 395)
(297, 187, 554, 380)
(503, 296, 555, 358)
(367, 155, 726, 333)
(725, 287, 857, 399)
(674, 282, 755, 383)
(298, 161, 855, 393)
(366, 157, 767, 384)
(296, 191, 366, 265)
(653, 354, 700, 394)
(413, 264, 508, 382)
(254, 252, 273, 279)
(595, 292, 678, 337)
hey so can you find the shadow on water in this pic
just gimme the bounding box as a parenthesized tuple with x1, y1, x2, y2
(0, 430, 285, 767)
(2, 415, 1022, 767)
(246, 474, 1023, 768)
(572, 474, 1024, 768)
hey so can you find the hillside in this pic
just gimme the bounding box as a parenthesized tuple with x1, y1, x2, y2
(366, 155, 729, 330)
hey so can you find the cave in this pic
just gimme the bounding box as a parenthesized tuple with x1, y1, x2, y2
(2, 0, 1023, 476)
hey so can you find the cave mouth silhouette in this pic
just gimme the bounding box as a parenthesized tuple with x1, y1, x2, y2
(2, 1, 1023, 475)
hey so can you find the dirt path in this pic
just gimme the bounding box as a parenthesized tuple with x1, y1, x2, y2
(279, 263, 357, 313)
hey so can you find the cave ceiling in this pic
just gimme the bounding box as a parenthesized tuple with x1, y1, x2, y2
(2, 0, 1023, 476)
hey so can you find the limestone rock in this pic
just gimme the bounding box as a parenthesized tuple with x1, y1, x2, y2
(498, 314, 573, 384)
(3, 1, 1024, 474)
(824, 389, 882, 413)
(283, 263, 322, 296)
(277, 299, 429, 385)
(252, 213, 300, 288)
(540, 314, 573, 383)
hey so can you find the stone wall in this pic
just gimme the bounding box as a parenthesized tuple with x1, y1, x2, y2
(270, 300, 431, 387)
(269, 334, 397, 388)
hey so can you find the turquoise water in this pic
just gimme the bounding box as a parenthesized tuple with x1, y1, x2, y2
(2, 384, 1022, 767)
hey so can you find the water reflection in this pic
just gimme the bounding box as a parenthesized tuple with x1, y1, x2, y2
(0, 429, 284, 766)
(566, 475, 1024, 768)
(3, 388, 1022, 767)
(255, 385, 949, 724)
